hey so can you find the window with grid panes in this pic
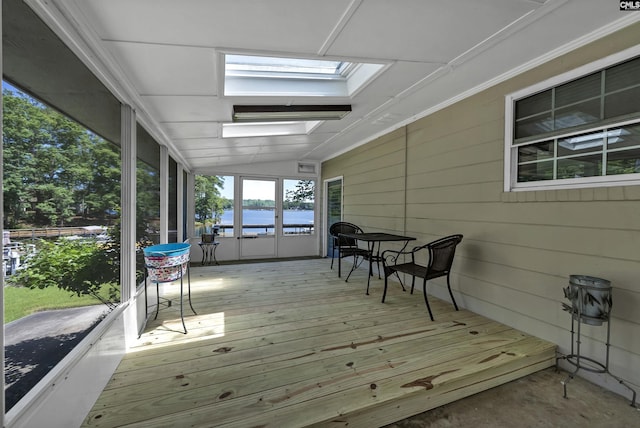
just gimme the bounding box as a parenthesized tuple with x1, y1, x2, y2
(507, 55, 640, 190)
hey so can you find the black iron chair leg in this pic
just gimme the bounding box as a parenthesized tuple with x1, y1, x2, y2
(344, 254, 358, 282)
(382, 275, 389, 303)
(382, 269, 408, 303)
(394, 271, 406, 292)
(366, 257, 373, 295)
(330, 245, 336, 270)
(447, 273, 459, 311)
(422, 279, 435, 321)
(345, 253, 367, 284)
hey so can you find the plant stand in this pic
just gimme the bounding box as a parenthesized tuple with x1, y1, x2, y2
(556, 275, 637, 407)
(143, 243, 197, 335)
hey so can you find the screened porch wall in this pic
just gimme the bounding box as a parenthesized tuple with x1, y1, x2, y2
(321, 21, 640, 397)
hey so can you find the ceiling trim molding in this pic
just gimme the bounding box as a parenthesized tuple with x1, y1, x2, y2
(317, 0, 363, 56)
(446, 0, 567, 69)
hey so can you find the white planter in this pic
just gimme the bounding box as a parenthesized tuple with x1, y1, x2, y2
(563, 275, 612, 326)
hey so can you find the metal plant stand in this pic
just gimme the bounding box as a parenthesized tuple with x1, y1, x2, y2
(556, 275, 637, 407)
(143, 243, 197, 334)
(199, 232, 220, 265)
(199, 241, 219, 265)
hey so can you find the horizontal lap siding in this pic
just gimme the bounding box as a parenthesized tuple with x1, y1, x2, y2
(324, 128, 407, 232)
(322, 22, 640, 393)
(405, 30, 640, 390)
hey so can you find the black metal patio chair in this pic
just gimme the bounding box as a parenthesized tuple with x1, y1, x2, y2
(329, 221, 370, 278)
(381, 234, 463, 321)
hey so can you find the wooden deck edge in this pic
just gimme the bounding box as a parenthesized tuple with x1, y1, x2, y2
(312, 345, 557, 428)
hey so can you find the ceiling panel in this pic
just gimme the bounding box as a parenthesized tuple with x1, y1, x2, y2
(176, 136, 317, 150)
(142, 96, 231, 122)
(354, 61, 443, 100)
(103, 42, 218, 95)
(325, 0, 540, 62)
(162, 122, 220, 139)
(76, 0, 353, 52)
(189, 151, 299, 169)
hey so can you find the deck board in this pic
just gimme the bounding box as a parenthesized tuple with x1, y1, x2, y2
(82, 258, 555, 427)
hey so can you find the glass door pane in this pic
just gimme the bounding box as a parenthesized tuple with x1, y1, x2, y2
(326, 178, 343, 257)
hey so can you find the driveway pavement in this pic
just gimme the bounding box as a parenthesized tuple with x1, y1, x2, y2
(4, 305, 108, 345)
(4, 305, 110, 410)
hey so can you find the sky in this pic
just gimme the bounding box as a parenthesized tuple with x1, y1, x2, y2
(218, 176, 305, 201)
(240, 178, 275, 200)
(3, 80, 20, 93)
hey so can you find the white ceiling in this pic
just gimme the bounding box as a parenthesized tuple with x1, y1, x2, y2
(46, 0, 640, 172)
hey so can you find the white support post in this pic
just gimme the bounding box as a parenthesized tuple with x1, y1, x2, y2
(159, 145, 169, 244)
(120, 104, 136, 305)
(177, 163, 184, 242)
(186, 172, 196, 240)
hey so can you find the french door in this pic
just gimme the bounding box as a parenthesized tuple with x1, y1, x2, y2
(239, 177, 277, 259)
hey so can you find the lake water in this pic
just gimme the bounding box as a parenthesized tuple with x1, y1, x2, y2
(203, 209, 314, 236)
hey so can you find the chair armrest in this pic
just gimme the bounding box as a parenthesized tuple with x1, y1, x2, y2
(381, 248, 414, 269)
(381, 248, 406, 262)
(382, 243, 427, 261)
(382, 243, 430, 269)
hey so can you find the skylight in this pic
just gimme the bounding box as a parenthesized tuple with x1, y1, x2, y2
(222, 121, 321, 138)
(226, 55, 351, 78)
(224, 54, 385, 97)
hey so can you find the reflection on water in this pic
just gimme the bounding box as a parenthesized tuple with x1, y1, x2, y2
(196, 209, 314, 237)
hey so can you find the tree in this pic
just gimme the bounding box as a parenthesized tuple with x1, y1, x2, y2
(195, 175, 228, 231)
(136, 159, 160, 241)
(286, 179, 315, 202)
(2, 91, 48, 227)
(78, 134, 121, 220)
(2, 89, 121, 228)
(284, 180, 315, 210)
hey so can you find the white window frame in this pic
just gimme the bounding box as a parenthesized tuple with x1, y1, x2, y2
(504, 44, 640, 192)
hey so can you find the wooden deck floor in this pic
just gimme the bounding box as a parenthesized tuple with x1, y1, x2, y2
(82, 258, 556, 428)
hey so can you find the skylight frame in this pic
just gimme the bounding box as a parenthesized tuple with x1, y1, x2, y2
(222, 53, 386, 97)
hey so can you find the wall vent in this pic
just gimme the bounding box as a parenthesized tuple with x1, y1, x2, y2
(297, 162, 317, 174)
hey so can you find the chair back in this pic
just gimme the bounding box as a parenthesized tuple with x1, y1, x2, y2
(329, 221, 363, 247)
(427, 234, 463, 275)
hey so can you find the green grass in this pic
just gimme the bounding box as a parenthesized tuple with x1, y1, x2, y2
(3, 285, 111, 324)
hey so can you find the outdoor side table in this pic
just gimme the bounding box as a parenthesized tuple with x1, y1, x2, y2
(198, 241, 219, 265)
